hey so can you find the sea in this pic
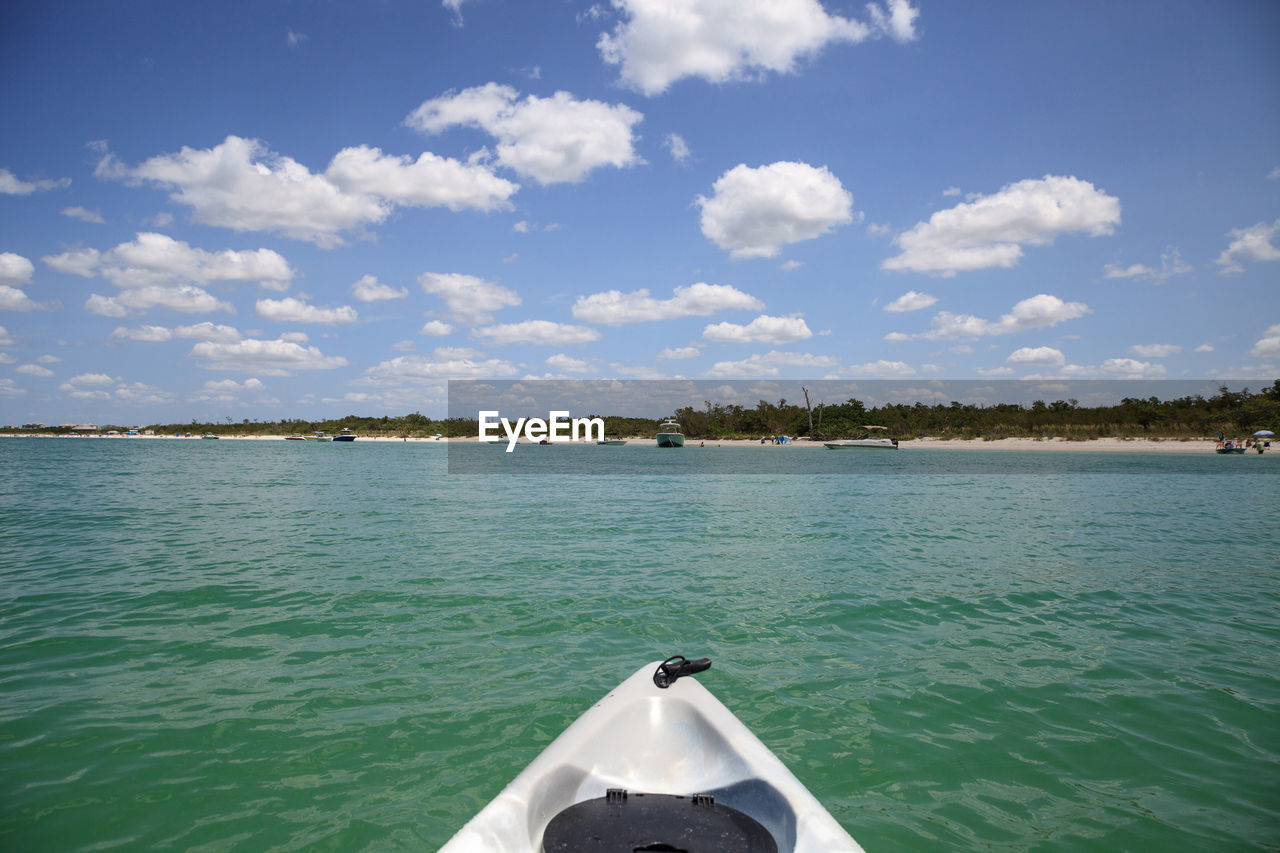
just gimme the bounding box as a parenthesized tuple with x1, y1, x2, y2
(2, 437, 1277, 851)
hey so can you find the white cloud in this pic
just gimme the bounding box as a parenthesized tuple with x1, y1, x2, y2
(350, 274, 408, 302)
(62, 206, 104, 224)
(127, 136, 515, 247)
(420, 272, 521, 325)
(883, 290, 937, 313)
(16, 363, 54, 378)
(0, 168, 70, 195)
(846, 359, 916, 377)
(0, 352, 17, 363)
(113, 381, 174, 405)
(0, 253, 34, 286)
(0, 378, 25, 395)
(1194, 343, 1214, 353)
(279, 331, 309, 344)
(255, 297, 357, 325)
(325, 144, 518, 211)
(598, 0, 919, 96)
(0, 325, 12, 346)
(1252, 324, 1280, 359)
(887, 294, 1090, 341)
(43, 232, 295, 290)
(109, 322, 243, 344)
(697, 161, 853, 258)
(35, 354, 60, 363)
(546, 353, 593, 373)
(406, 83, 643, 184)
(472, 320, 602, 346)
(1216, 219, 1280, 274)
(704, 349, 837, 377)
(1007, 346, 1066, 366)
(360, 347, 518, 383)
(883, 175, 1121, 276)
(85, 284, 234, 316)
(68, 372, 114, 387)
(190, 338, 350, 374)
(420, 320, 455, 336)
(1104, 247, 1191, 281)
(658, 346, 700, 360)
(572, 282, 762, 324)
(1128, 344, 1181, 358)
(703, 314, 812, 344)
(977, 366, 1015, 377)
(665, 133, 691, 164)
(0, 286, 41, 311)
(1098, 358, 1166, 378)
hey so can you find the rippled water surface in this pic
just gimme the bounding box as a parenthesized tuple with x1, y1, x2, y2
(2, 438, 1277, 851)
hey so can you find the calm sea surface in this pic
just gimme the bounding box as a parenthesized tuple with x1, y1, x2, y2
(2, 438, 1277, 851)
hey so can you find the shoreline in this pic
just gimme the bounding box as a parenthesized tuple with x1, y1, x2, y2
(2, 433, 1268, 454)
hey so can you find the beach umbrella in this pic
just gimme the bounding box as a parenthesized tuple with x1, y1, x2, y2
(1253, 430, 1274, 437)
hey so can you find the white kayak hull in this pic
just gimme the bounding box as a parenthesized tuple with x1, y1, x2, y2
(440, 660, 863, 852)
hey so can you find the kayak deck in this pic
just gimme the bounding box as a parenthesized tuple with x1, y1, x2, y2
(440, 660, 863, 852)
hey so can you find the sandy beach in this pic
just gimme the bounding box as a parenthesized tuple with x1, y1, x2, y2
(6, 433, 1263, 454)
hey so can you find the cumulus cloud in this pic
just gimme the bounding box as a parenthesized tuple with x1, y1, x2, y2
(658, 346, 701, 360)
(43, 233, 295, 291)
(255, 297, 357, 325)
(886, 294, 1090, 341)
(351, 274, 407, 302)
(1104, 246, 1191, 281)
(16, 363, 54, 378)
(0, 168, 70, 195)
(406, 83, 643, 184)
(546, 353, 594, 373)
(665, 133, 691, 164)
(67, 372, 115, 387)
(572, 282, 762, 324)
(883, 175, 1121, 276)
(0, 378, 25, 395)
(1128, 344, 1181, 358)
(703, 314, 812, 344)
(883, 290, 937, 313)
(704, 349, 837, 377)
(1007, 346, 1066, 366)
(0, 325, 12, 346)
(846, 359, 916, 377)
(189, 377, 268, 403)
(0, 253, 35, 286)
(190, 337, 350, 374)
(697, 161, 853, 259)
(360, 347, 518, 383)
(598, 0, 919, 96)
(0, 286, 42, 311)
(472, 320, 602, 346)
(420, 272, 521, 325)
(109, 322, 243, 344)
(1252, 324, 1280, 359)
(1216, 219, 1280, 274)
(123, 136, 515, 247)
(417, 320, 454, 338)
(85, 284, 234, 316)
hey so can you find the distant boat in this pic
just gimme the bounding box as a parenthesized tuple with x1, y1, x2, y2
(200, 433, 219, 440)
(825, 425, 898, 449)
(285, 434, 307, 441)
(333, 428, 356, 442)
(656, 420, 684, 448)
(597, 438, 628, 445)
(312, 432, 332, 442)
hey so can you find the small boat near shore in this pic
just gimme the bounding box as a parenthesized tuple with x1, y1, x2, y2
(285, 434, 306, 441)
(825, 425, 897, 449)
(1215, 441, 1245, 454)
(200, 433, 219, 440)
(597, 438, 628, 445)
(440, 657, 862, 852)
(333, 428, 356, 442)
(656, 419, 684, 448)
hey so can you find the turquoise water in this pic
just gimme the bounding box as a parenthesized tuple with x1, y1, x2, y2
(2, 438, 1277, 851)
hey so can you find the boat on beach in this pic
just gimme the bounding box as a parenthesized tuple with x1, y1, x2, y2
(440, 657, 862, 852)
(200, 433, 219, 440)
(1215, 441, 1245, 454)
(656, 419, 684, 448)
(333, 428, 356, 442)
(824, 425, 897, 449)
(285, 434, 306, 441)
(597, 438, 628, 445)
(312, 432, 331, 441)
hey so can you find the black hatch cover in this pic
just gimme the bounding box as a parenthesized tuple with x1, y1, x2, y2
(541, 789, 777, 853)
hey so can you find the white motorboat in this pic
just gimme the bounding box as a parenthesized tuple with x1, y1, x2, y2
(825, 425, 897, 449)
(656, 419, 684, 448)
(440, 657, 863, 852)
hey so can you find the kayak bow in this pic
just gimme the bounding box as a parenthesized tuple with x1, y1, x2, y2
(440, 657, 863, 852)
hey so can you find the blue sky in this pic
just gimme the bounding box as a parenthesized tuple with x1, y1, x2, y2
(1, 0, 1277, 424)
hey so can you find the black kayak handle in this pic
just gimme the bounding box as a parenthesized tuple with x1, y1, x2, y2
(653, 655, 711, 688)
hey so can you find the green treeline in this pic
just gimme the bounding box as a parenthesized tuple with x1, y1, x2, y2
(8, 382, 1277, 440)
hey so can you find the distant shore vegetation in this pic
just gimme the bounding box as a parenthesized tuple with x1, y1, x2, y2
(6, 382, 1277, 441)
